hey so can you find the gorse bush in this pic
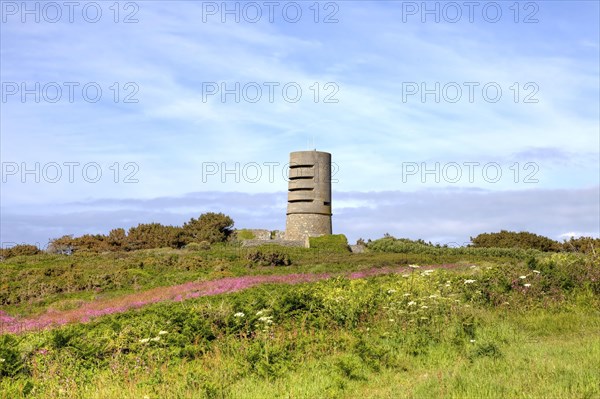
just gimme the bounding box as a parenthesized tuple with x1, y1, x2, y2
(43, 212, 235, 254)
(367, 236, 540, 259)
(470, 230, 562, 252)
(0, 244, 41, 259)
(183, 213, 234, 244)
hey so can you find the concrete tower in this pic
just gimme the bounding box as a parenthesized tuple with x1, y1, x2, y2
(285, 150, 332, 241)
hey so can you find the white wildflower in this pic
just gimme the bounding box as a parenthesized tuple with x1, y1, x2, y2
(258, 316, 273, 324)
(428, 294, 437, 299)
(403, 293, 411, 297)
(524, 283, 531, 287)
(158, 330, 168, 335)
(470, 339, 476, 343)
(464, 279, 476, 284)
(533, 270, 540, 274)
(387, 289, 397, 294)
(389, 319, 395, 322)
(407, 301, 416, 306)
(150, 337, 160, 342)
(519, 275, 527, 279)
(445, 284, 451, 287)
(233, 312, 245, 318)
(0, 358, 5, 363)
(256, 310, 266, 316)
(421, 305, 428, 309)
(408, 264, 420, 269)
(139, 338, 150, 343)
(402, 274, 410, 278)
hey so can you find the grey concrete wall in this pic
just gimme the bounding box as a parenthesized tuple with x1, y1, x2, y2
(285, 150, 332, 241)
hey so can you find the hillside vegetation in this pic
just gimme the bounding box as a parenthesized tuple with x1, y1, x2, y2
(0, 228, 599, 398)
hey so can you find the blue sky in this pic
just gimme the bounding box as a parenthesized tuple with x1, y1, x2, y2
(1, 0, 599, 246)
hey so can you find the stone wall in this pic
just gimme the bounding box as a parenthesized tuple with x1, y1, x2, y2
(285, 150, 332, 241)
(285, 213, 332, 241)
(240, 239, 305, 248)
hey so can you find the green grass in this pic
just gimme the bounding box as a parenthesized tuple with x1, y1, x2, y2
(0, 246, 598, 398)
(1, 243, 530, 318)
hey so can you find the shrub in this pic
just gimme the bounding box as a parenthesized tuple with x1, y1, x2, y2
(308, 234, 350, 252)
(0, 244, 41, 258)
(183, 213, 234, 244)
(561, 236, 600, 254)
(127, 223, 185, 251)
(470, 230, 561, 252)
(246, 250, 291, 267)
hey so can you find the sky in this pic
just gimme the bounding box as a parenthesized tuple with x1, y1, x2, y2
(1, 0, 599, 247)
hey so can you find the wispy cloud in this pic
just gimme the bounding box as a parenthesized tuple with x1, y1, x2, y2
(1, 1, 598, 244)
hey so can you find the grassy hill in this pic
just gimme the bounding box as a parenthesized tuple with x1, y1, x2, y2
(0, 241, 598, 398)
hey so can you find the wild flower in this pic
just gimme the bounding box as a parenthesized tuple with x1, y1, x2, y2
(389, 319, 395, 322)
(470, 339, 476, 343)
(421, 305, 428, 309)
(403, 293, 411, 297)
(408, 264, 420, 269)
(428, 295, 437, 299)
(0, 358, 5, 363)
(233, 312, 245, 318)
(407, 301, 416, 306)
(158, 330, 168, 335)
(139, 338, 150, 343)
(445, 283, 451, 287)
(256, 310, 265, 316)
(519, 275, 527, 279)
(524, 283, 531, 287)
(402, 274, 410, 278)
(258, 316, 273, 324)
(464, 279, 476, 284)
(387, 289, 397, 294)
(150, 337, 160, 342)
(533, 270, 541, 274)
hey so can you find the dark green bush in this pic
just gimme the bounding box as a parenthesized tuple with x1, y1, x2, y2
(245, 250, 291, 267)
(183, 213, 234, 244)
(308, 234, 350, 252)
